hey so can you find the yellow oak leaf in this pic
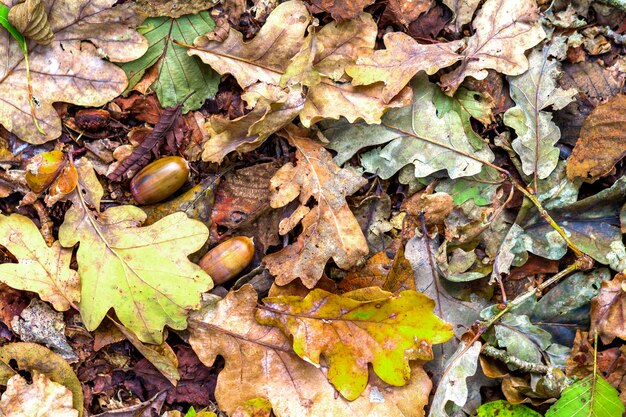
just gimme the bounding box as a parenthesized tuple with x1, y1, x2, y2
(0, 213, 79, 311)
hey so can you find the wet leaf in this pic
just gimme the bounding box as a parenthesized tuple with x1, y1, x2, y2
(0, 213, 79, 311)
(189, 285, 433, 417)
(324, 74, 494, 179)
(263, 127, 368, 288)
(566, 94, 626, 182)
(0, 0, 148, 143)
(120, 12, 219, 113)
(256, 287, 453, 400)
(58, 159, 212, 343)
(0, 372, 78, 417)
(504, 47, 577, 179)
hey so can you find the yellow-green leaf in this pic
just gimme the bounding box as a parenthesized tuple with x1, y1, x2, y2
(0, 213, 79, 311)
(58, 159, 212, 344)
(255, 287, 453, 400)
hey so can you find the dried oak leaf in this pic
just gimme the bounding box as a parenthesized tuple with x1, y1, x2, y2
(0, 372, 78, 417)
(189, 285, 433, 417)
(256, 287, 453, 400)
(0, 213, 79, 311)
(187, 1, 410, 162)
(439, 0, 545, 93)
(58, 159, 212, 344)
(442, 0, 481, 31)
(263, 127, 368, 288)
(0, 0, 148, 144)
(591, 273, 626, 344)
(307, 0, 375, 21)
(566, 94, 626, 183)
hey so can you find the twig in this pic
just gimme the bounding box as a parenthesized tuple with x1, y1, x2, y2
(482, 345, 552, 374)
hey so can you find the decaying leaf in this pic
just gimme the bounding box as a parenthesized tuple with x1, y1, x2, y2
(0, 0, 148, 143)
(262, 127, 368, 288)
(256, 287, 453, 400)
(189, 285, 433, 417)
(591, 273, 626, 344)
(306, 0, 375, 21)
(324, 74, 494, 180)
(134, 0, 217, 18)
(439, 0, 545, 93)
(0, 213, 79, 311)
(0, 371, 78, 417)
(504, 47, 577, 179)
(58, 159, 212, 343)
(120, 12, 219, 113)
(566, 94, 626, 182)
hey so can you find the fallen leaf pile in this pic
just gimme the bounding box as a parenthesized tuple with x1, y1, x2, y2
(1, 0, 626, 415)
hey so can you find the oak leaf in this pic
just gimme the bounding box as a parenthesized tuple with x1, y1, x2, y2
(0, 0, 148, 144)
(189, 285, 433, 417)
(439, 0, 545, 93)
(58, 159, 213, 344)
(306, 0, 374, 21)
(256, 287, 453, 400)
(324, 74, 494, 179)
(566, 94, 626, 182)
(591, 273, 626, 344)
(262, 127, 368, 288)
(504, 47, 577, 179)
(442, 0, 481, 31)
(0, 213, 79, 311)
(0, 372, 78, 417)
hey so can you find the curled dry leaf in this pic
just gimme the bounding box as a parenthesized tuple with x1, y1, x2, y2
(58, 159, 212, 344)
(189, 285, 433, 417)
(0, 372, 78, 417)
(256, 287, 453, 400)
(0, 0, 148, 144)
(25, 150, 78, 205)
(0, 213, 79, 311)
(8, 0, 54, 44)
(566, 94, 626, 182)
(262, 127, 369, 288)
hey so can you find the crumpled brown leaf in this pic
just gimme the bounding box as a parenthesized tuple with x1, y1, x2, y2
(591, 273, 626, 344)
(0, 0, 148, 144)
(0, 372, 78, 417)
(263, 126, 368, 288)
(307, 0, 375, 21)
(566, 94, 626, 182)
(8, 0, 54, 44)
(188, 285, 432, 417)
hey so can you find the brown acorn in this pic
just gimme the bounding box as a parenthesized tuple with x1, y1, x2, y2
(199, 236, 255, 285)
(130, 156, 189, 205)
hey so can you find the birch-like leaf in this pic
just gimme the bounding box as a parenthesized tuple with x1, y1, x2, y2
(546, 374, 624, 417)
(0, 0, 148, 143)
(504, 48, 577, 179)
(324, 74, 494, 179)
(256, 287, 453, 401)
(0, 214, 79, 311)
(58, 159, 212, 344)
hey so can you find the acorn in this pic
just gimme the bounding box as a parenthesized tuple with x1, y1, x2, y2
(199, 236, 255, 285)
(130, 156, 189, 205)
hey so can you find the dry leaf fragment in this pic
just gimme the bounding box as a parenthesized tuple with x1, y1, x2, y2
(8, 0, 54, 45)
(0, 372, 78, 417)
(262, 127, 368, 288)
(566, 94, 626, 182)
(134, 0, 217, 18)
(0, 0, 148, 144)
(189, 285, 433, 417)
(442, 0, 481, 31)
(307, 0, 375, 21)
(256, 287, 453, 400)
(0, 213, 79, 311)
(439, 0, 546, 93)
(58, 159, 212, 344)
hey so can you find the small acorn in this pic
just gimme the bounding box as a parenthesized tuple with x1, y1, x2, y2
(199, 236, 255, 285)
(130, 156, 189, 205)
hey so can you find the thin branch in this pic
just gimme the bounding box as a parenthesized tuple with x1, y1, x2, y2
(482, 345, 552, 374)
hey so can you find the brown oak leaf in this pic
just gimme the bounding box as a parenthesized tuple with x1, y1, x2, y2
(591, 273, 626, 344)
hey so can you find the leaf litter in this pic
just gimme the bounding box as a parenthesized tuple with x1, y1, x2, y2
(0, 0, 626, 416)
